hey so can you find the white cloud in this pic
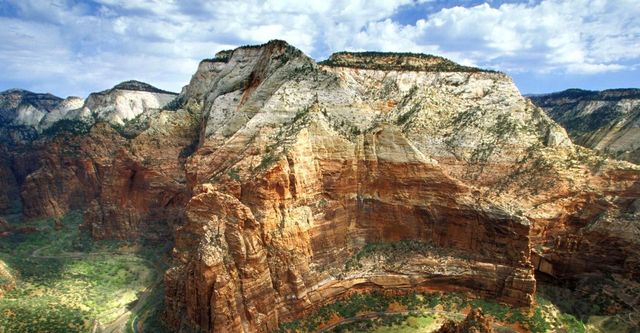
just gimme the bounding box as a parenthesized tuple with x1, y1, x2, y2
(1, 0, 433, 96)
(567, 63, 625, 74)
(0, 0, 638, 97)
(349, 0, 640, 74)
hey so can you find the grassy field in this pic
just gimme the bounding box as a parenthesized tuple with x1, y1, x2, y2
(0, 212, 160, 333)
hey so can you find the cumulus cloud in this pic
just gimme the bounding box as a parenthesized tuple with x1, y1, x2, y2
(352, 0, 640, 74)
(0, 0, 638, 96)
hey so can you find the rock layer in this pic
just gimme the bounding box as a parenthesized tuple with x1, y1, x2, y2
(0, 40, 638, 333)
(162, 41, 637, 332)
(0, 89, 63, 128)
(161, 42, 639, 333)
(530, 88, 640, 164)
(436, 308, 495, 333)
(1, 81, 190, 239)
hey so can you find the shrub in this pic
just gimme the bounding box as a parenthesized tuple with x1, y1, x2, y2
(527, 307, 550, 333)
(42, 119, 91, 137)
(559, 313, 586, 333)
(319, 51, 499, 73)
(257, 152, 279, 171)
(179, 139, 199, 158)
(228, 168, 241, 181)
(470, 299, 510, 321)
(164, 95, 185, 111)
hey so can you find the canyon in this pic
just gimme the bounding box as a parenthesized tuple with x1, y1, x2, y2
(530, 88, 640, 164)
(1, 40, 638, 332)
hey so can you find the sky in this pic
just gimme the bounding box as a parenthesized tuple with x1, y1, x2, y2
(0, 0, 639, 97)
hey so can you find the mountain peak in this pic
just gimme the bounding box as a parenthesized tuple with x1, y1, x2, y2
(0, 89, 63, 115)
(0, 88, 61, 99)
(202, 39, 303, 64)
(101, 80, 178, 95)
(533, 87, 640, 102)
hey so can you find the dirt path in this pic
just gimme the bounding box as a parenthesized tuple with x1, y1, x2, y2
(29, 243, 164, 333)
(99, 266, 159, 333)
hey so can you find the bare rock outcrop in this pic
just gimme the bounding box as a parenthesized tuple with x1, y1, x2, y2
(1, 81, 191, 239)
(0, 89, 63, 128)
(0, 40, 638, 333)
(436, 308, 495, 333)
(161, 41, 639, 332)
(530, 88, 640, 164)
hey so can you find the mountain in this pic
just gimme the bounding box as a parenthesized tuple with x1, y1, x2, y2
(0, 80, 177, 135)
(0, 89, 64, 127)
(0, 40, 638, 332)
(530, 88, 640, 164)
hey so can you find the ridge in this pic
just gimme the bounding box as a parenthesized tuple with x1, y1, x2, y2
(96, 80, 178, 95)
(319, 51, 498, 73)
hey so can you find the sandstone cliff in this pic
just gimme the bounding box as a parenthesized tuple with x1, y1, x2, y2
(436, 308, 495, 333)
(1, 40, 638, 333)
(530, 88, 640, 164)
(0, 81, 193, 239)
(161, 41, 639, 332)
(0, 80, 178, 134)
(0, 89, 64, 129)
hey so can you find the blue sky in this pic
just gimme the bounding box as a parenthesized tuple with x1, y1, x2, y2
(1, 0, 638, 97)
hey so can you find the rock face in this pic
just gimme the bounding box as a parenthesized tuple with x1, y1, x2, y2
(17, 112, 197, 239)
(530, 88, 640, 164)
(1, 80, 178, 133)
(0, 89, 63, 128)
(80, 80, 178, 126)
(0, 81, 192, 239)
(436, 308, 495, 333)
(161, 41, 638, 332)
(1, 40, 639, 333)
(38, 80, 178, 130)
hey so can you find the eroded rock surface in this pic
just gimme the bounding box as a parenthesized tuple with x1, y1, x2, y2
(530, 88, 640, 164)
(161, 41, 639, 332)
(436, 308, 495, 333)
(1, 40, 638, 333)
(1, 81, 190, 239)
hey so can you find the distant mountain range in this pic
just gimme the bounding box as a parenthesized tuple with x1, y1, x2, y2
(530, 88, 640, 164)
(0, 80, 177, 139)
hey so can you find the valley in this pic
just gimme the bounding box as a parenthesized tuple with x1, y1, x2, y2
(0, 40, 638, 333)
(1, 212, 636, 332)
(0, 212, 166, 333)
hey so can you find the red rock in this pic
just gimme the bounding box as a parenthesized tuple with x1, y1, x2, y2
(436, 308, 495, 333)
(0, 41, 638, 333)
(15, 226, 37, 233)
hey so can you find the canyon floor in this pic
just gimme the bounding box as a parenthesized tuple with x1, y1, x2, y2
(0, 214, 637, 333)
(0, 212, 168, 333)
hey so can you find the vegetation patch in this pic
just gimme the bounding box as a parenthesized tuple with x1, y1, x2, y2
(0, 211, 159, 332)
(179, 138, 199, 158)
(228, 168, 241, 181)
(319, 51, 498, 73)
(257, 152, 279, 171)
(278, 290, 592, 333)
(42, 119, 92, 137)
(344, 240, 435, 270)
